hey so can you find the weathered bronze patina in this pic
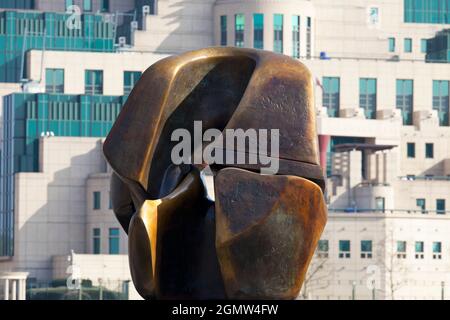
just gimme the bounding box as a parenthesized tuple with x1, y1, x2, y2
(103, 47, 327, 299)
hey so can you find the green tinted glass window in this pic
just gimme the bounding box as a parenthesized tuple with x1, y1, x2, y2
(109, 228, 120, 254)
(101, 0, 109, 12)
(421, 39, 427, 53)
(123, 71, 142, 95)
(389, 37, 396, 52)
(318, 240, 328, 252)
(83, 0, 92, 12)
(93, 191, 101, 210)
(93, 228, 101, 254)
(425, 143, 434, 158)
(433, 242, 442, 253)
(220, 15, 227, 46)
(416, 198, 426, 212)
(407, 142, 415, 158)
(46, 69, 64, 93)
(432, 80, 449, 126)
(339, 240, 350, 251)
(85, 70, 103, 95)
(404, 0, 450, 24)
(253, 14, 264, 49)
(437, 199, 446, 214)
(323, 77, 340, 117)
(359, 78, 377, 119)
(273, 14, 283, 53)
(235, 14, 245, 47)
(404, 38, 412, 52)
(292, 15, 300, 58)
(415, 241, 424, 253)
(397, 241, 406, 252)
(361, 240, 372, 252)
(396, 79, 414, 125)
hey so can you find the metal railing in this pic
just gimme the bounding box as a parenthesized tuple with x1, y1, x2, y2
(328, 208, 450, 215)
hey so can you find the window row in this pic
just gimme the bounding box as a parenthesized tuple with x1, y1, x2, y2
(388, 37, 429, 53)
(65, 0, 109, 13)
(404, 0, 450, 24)
(322, 77, 450, 126)
(414, 198, 446, 214)
(92, 227, 120, 254)
(406, 142, 436, 159)
(92, 191, 112, 210)
(318, 239, 444, 259)
(25, 100, 121, 122)
(45, 68, 142, 96)
(220, 13, 312, 58)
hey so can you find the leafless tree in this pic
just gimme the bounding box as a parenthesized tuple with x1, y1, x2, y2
(375, 228, 409, 300)
(299, 253, 332, 299)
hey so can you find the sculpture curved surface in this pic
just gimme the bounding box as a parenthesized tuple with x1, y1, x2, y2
(103, 47, 327, 299)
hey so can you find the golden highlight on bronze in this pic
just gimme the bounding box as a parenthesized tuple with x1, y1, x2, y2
(103, 47, 327, 300)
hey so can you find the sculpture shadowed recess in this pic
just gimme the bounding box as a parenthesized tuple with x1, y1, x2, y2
(103, 47, 327, 300)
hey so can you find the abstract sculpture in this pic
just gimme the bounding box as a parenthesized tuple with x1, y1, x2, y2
(103, 47, 327, 300)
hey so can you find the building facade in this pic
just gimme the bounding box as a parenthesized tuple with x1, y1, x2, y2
(0, 0, 449, 299)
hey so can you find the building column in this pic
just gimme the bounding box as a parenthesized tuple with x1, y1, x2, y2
(22, 279, 27, 300)
(3, 279, 9, 300)
(11, 280, 16, 300)
(318, 135, 330, 176)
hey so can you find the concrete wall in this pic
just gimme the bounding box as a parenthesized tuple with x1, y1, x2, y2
(10, 137, 107, 280)
(306, 212, 450, 300)
(86, 172, 128, 255)
(213, 0, 315, 57)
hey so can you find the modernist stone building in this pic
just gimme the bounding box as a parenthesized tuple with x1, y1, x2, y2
(0, 0, 449, 299)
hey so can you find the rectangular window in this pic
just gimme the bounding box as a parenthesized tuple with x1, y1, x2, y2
(323, 77, 340, 117)
(45, 69, 64, 94)
(415, 241, 424, 259)
(432, 80, 449, 126)
(93, 191, 101, 210)
(109, 192, 113, 210)
(339, 240, 350, 258)
(425, 143, 434, 158)
(359, 78, 377, 119)
(220, 15, 227, 46)
(235, 14, 245, 47)
(437, 199, 446, 214)
(306, 17, 312, 58)
(407, 142, 415, 158)
(253, 14, 264, 49)
(109, 228, 120, 254)
(292, 15, 300, 58)
(83, 0, 92, 12)
(124, 71, 142, 95)
(388, 37, 396, 52)
(101, 0, 109, 12)
(85, 70, 103, 95)
(404, 0, 450, 24)
(317, 239, 329, 258)
(361, 240, 373, 259)
(397, 241, 406, 258)
(433, 241, 442, 259)
(404, 38, 412, 52)
(375, 197, 385, 212)
(93, 228, 101, 254)
(396, 79, 413, 125)
(421, 39, 427, 53)
(273, 14, 283, 53)
(417, 198, 426, 214)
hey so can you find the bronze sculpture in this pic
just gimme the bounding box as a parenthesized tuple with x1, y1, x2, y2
(103, 47, 327, 300)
